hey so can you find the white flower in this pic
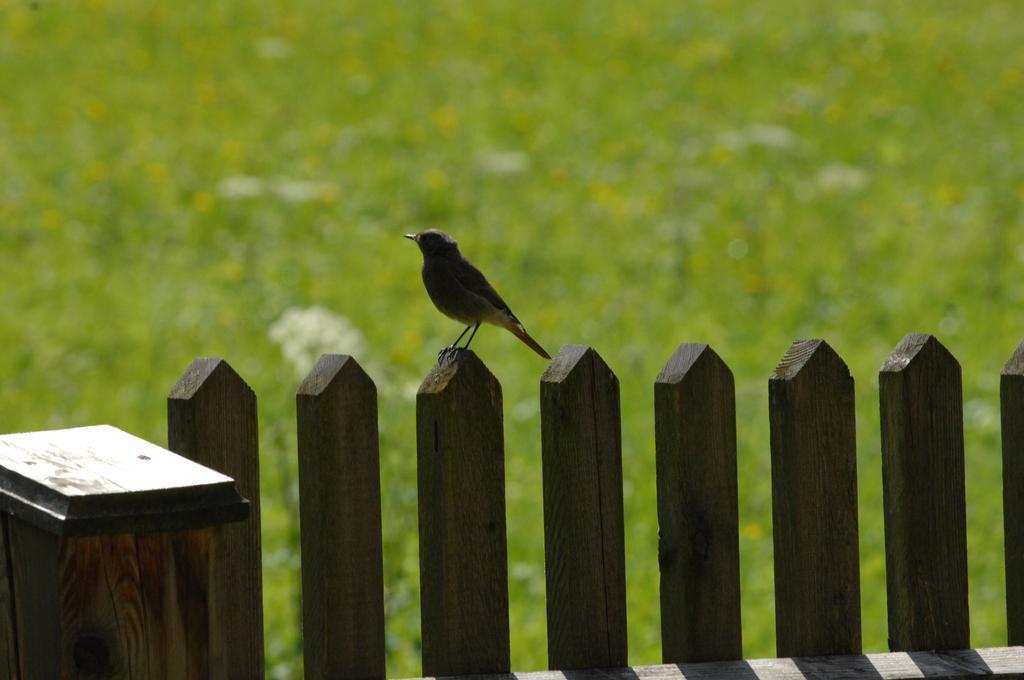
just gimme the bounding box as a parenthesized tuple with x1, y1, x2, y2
(477, 150, 530, 175)
(271, 178, 330, 203)
(268, 306, 367, 377)
(217, 175, 334, 203)
(720, 124, 801, 151)
(218, 175, 265, 198)
(256, 37, 292, 60)
(816, 163, 869, 192)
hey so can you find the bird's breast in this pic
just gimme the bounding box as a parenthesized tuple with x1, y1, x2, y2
(421, 260, 486, 323)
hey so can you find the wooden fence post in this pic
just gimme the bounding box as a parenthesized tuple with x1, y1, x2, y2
(416, 350, 509, 676)
(297, 354, 385, 680)
(168, 358, 265, 679)
(1002, 339, 1024, 646)
(880, 333, 969, 651)
(0, 425, 248, 678)
(769, 339, 861, 657)
(655, 343, 741, 663)
(540, 345, 627, 670)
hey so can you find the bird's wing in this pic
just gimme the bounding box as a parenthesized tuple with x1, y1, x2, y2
(453, 256, 514, 316)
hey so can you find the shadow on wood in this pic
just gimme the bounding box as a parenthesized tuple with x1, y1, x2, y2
(168, 358, 265, 679)
(540, 345, 628, 670)
(769, 339, 861, 657)
(297, 354, 385, 680)
(1002, 338, 1024, 646)
(417, 349, 510, 676)
(655, 343, 741, 663)
(879, 334, 969, 652)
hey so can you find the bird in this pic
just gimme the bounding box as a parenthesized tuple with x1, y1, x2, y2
(405, 229, 551, 360)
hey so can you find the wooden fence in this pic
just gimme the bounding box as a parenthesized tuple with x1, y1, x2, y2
(170, 331, 1024, 679)
(3, 332, 1024, 679)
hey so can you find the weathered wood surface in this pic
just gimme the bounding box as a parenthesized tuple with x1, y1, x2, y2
(769, 340, 861, 657)
(297, 354, 385, 680)
(655, 343, 741, 663)
(400, 646, 1024, 680)
(417, 350, 510, 676)
(0, 425, 247, 535)
(880, 334, 970, 651)
(540, 345, 627, 670)
(1003, 339, 1024, 646)
(168, 358, 264, 680)
(5, 520, 212, 679)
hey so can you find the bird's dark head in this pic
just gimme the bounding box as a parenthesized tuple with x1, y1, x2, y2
(404, 229, 459, 257)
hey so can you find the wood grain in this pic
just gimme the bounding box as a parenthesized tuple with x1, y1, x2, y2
(9, 526, 214, 679)
(2, 472, 224, 679)
(768, 339, 861, 657)
(880, 333, 969, 651)
(297, 354, 385, 680)
(655, 343, 741, 663)
(416, 350, 509, 676)
(1002, 339, 1024, 646)
(540, 345, 627, 670)
(8, 520, 60, 679)
(0, 425, 247, 536)
(396, 646, 1024, 680)
(168, 358, 264, 679)
(0, 516, 18, 679)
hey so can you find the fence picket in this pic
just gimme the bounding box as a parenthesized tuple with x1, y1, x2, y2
(167, 358, 265, 679)
(768, 339, 861, 657)
(655, 343, 742, 663)
(297, 354, 385, 680)
(880, 333, 969, 651)
(1002, 339, 1024, 646)
(416, 351, 510, 676)
(540, 345, 627, 670)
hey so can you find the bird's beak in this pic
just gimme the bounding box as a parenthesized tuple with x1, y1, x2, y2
(403, 233, 417, 241)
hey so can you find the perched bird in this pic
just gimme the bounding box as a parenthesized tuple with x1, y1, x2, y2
(405, 229, 551, 360)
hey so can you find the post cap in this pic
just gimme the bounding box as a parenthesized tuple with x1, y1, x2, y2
(0, 425, 249, 536)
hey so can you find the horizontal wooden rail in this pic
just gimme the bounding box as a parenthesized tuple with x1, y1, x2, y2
(399, 646, 1024, 680)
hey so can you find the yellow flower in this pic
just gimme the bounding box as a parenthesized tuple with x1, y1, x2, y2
(932, 182, 963, 206)
(219, 139, 244, 163)
(425, 168, 449, 192)
(145, 162, 170, 185)
(85, 160, 108, 183)
(708, 144, 734, 165)
(85, 98, 109, 122)
(191, 191, 214, 213)
(42, 208, 63, 231)
(432, 106, 459, 138)
(742, 523, 765, 540)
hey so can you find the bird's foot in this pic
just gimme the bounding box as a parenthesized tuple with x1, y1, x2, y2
(437, 345, 459, 363)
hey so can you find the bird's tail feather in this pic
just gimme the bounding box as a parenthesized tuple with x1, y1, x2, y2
(510, 324, 551, 359)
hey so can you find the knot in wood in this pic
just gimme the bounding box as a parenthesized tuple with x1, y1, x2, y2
(74, 634, 111, 673)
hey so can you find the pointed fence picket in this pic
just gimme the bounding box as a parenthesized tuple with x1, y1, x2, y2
(1001, 339, 1024, 647)
(540, 345, 628, 670)
(416, 351, 510, 676)
(880, 334, 970, 651)
(654, 343, 741, 663)
(167, 358, 265, 680)
(768, 339, 861, 657)
(297, 354, 385, 680)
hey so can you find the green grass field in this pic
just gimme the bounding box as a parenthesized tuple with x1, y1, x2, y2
(3, 1, 1024, 677)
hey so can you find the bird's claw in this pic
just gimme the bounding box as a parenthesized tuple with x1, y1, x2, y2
(437, 345, 458, 363)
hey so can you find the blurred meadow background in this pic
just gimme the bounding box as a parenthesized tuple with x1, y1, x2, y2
(3, 1, 1024, 677)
